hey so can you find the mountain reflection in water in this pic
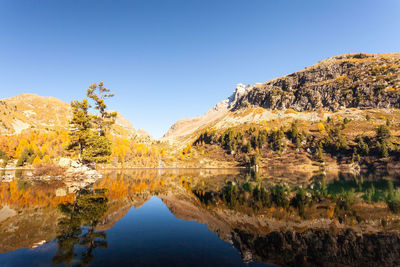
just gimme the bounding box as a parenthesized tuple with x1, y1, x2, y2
(0, 169, 399, 266)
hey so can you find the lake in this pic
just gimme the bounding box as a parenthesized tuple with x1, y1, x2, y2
(0, 169, 399, 266)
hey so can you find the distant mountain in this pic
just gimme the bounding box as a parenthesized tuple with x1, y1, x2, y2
(163, 53, 400, 142)
(0, 93, 151, 140)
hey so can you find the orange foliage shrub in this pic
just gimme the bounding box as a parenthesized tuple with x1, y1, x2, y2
(33, 163, 66, 177)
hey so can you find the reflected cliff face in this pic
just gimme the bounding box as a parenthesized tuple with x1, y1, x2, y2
(0, 169, 399, 266)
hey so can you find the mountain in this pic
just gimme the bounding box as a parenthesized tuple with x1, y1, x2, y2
(0, 93, 151, 140)
(163, 53, 400, 143)
(0, 93, 71, 134)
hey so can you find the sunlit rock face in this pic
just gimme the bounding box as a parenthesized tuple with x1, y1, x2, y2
(233, 53, 400, 111)
(162, 53, 400, 143)
(211, 83, 254, 112)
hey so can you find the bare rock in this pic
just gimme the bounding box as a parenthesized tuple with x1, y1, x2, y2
(58, 157, 73, 168)
(233, 53, 400, 112)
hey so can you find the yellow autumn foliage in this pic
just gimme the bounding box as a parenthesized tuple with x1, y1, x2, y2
(317, 122, 325, 132)
(32, 155, 41, 166)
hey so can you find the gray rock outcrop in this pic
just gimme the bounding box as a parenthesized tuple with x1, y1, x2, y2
(233, 53, 400, 111)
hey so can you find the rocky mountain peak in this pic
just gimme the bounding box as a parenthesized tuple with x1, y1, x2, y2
(227, 83, 253, 108)
(163, 52, 400, 142)
(209, 83, 253, 114)
(232, 52, 400, 111)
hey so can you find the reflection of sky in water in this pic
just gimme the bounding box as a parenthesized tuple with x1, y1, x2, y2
(0, 197, 269, 267)
(0, 169, 399, 266)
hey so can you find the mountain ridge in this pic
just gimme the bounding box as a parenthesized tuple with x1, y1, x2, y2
(163, 52, 400, 142)
(0, 93, 152, 140)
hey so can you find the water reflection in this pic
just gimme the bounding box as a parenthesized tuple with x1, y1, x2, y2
(53, 189, 108, 266)
(0, 169, 399, 266)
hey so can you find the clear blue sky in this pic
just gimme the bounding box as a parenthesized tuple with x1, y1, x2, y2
(0, 0, 399, 138)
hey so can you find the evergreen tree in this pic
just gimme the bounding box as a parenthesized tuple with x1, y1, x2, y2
(86, 82, 117, 136)
(81, 133, 112, 163)
(68, 99, 92, 159)
(376, 125, 391, 158)
(68, 82, 116, 163)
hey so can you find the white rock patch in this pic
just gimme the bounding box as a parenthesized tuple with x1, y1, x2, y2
(11, 119, 30, 134)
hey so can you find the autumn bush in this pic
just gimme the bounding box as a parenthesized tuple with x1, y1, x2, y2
(33, 163, 66, 177)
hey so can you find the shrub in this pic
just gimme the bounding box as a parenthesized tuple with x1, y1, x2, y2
(351, 148, 360, 163)
(243, 141, 252, 153)
(376, 125, 391, 143)
(33, 163, 66, 177)
(336, 188, 356, 211)
(316, 142, 324, 161)
(324, 126, 348, 154)
(270, 183, 290, 209)
(355, 136, 370, 156)
(387, 199, 400, 214)
(195, 129, 217, 145)
(269, 128, 286, 151)
(0, 150, 8, 168)
(220, 128, 242, 154)
(250, 152, 261, 167)
(16, 148, 34, 167)
(363, 185, 376, 203)
(0, 150, 8, 161)
(385, 181, 400, 213)
(291, 188, 310, 217)
(287, 122, 303, 148)
(377, 141, 389, 158)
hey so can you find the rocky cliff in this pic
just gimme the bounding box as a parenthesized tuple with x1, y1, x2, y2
(163, 53, 400, 142)
(234, 53, 400, 111)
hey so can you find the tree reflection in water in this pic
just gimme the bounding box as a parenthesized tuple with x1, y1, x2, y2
(52, 188, 108, 266)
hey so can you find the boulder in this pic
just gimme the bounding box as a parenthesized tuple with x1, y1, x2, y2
(71, 160, 82, 168)
(65, 163, 102, 180)
(59, 158, 73, 168)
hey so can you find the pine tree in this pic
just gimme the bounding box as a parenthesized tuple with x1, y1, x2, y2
(68, 82, 116, 164)
(68, 99, 92, 159)
(86, 82, 117, 136)
(81, 133, 112, 163)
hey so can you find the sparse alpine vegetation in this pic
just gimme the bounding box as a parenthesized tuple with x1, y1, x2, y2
(164, 53, 400, 172)
(233, 53, 400, 111)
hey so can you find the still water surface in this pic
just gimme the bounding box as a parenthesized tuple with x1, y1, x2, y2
(0, 169, 399, 266)
(1, 196, 266, 267)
